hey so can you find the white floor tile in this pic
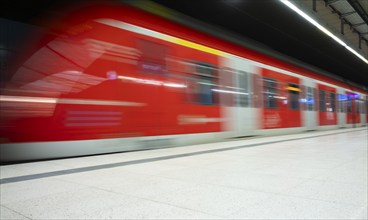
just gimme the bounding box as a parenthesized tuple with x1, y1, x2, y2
(0, 161, 67, 179)
(203, 157, 274, 173)
(4, 187, 139, 219)
(251, 165, 331, 180)
(228, 194, 366, 219)
(59, 169, 199, 200)
(149, 184, 271, 217)
(285, 179, 367, 206)
(1, 178, 86, 205)
(0, 128, 366, 219)
(86, 198, 222, 219)
(210, 171, 307, 194)
(157, 166, 232, 184)
(338, 158, 368, 171)
(325, 169, 368, 185)
(0, 205, 29, 219)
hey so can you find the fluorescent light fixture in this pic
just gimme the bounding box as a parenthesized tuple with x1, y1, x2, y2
(280, 0, 368, 64)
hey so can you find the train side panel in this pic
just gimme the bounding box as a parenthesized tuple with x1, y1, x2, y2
(260, 68, 301, 129)
(336, 87, 347, 128)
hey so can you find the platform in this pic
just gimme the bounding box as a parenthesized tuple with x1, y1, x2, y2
(1, 128, 367, 219)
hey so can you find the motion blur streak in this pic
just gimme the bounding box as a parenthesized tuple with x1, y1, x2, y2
(0, 95, 57, 104)
(117, 75, 187, 88)
(0, 95, 145, 106)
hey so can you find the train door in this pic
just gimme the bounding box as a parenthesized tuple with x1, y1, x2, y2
(221, 56, 255, 137)
(337, 88, 346, 128)
(235, 67, 254, 136)
(358, 94, 366, 125)
(317, 84, 337, 126)
(302, 79, 317, 130)
(346, 92, 360, 126)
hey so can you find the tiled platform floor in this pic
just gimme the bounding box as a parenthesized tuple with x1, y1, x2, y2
(1, 128, 367, 219)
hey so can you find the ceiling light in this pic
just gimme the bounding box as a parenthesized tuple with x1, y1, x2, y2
(280, 0, 368, 64)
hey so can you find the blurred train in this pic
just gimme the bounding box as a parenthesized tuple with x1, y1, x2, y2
(1, 3, 367, 162)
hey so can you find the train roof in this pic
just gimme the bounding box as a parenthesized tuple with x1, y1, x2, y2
(134, 0, 368, 91)
(1, 0, 367, 93)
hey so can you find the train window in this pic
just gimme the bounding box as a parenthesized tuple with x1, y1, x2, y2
(347, 99, 352, 113)
(306, 87, 314, 111)
(253, 74, 263, 108)
(319, 90, 326, 112)
(137, 39, 167, 75)
(363, 99, 366, 114)
(219, 67, 235, 106)
(237, 71, 250, 107)
(356, 100, 360, 114)
(338, 94, 345, 113)
(264, 78, 278, 109)
(329, 92, 336, 112)
(288, 83, 300, 110)
(314, 88, 318, 111)
(187, 62, 218, 105)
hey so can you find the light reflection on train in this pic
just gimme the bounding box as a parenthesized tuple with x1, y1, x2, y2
(0, 3, 367, 162)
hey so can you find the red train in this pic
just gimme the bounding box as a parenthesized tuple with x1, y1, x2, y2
(1, 3, 367, 162)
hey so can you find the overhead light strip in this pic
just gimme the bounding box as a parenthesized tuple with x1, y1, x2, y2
(280, 0, 368, 64)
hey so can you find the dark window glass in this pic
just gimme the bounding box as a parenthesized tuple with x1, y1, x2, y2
(193, 62, 218, 105)
(319, 90, 326, 112)
(288, 83, 300, 110)
(338, 94, 345, 112)
(314, 88, 318, 111)
(220, 67, 235, 106)
(253, 74, 262, 108)
(330, 92, 336, 112)
(356, 100, 360, 113)
(347, 99, 352, 113)
(306, 87, 314, 111)
(237, 71, 250, 107)
(264, 78, 278, 109)
(137, 39, 166, 75)
(198, 78, 214, 105)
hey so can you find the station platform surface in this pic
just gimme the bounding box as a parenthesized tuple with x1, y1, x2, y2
(1, 127, 367, 219)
